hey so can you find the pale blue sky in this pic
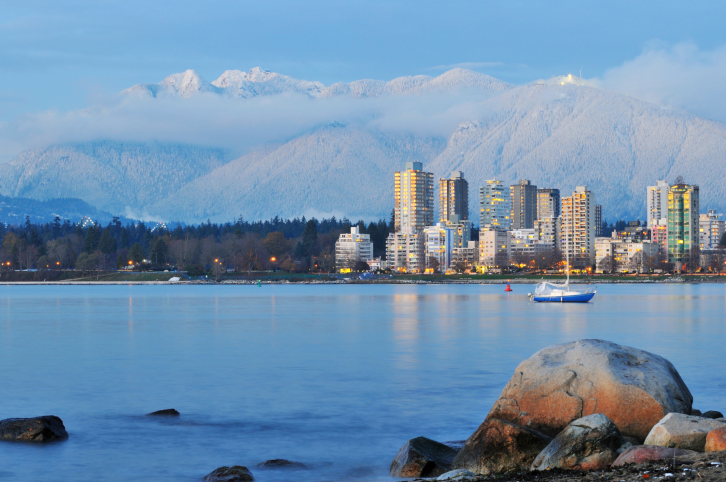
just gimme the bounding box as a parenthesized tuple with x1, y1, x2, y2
(2, 0, 726, 121)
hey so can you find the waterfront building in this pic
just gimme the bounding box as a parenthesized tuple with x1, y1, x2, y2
(446, 217, 472, 248)
(560, 186, 597, 268)
(509, 229, 554, 266)
(366, 257, 383, 271)
(614, 220, 650, 242)
(595, 237, 660, 273)
(647, 180, 670, 227)
(479, 180, 511, 230)
(451, 241, 478, 271)
(651, 220, 668, 257)
(537, 188, 560, 219)
(423, 224, 456, 272)
(439, 171, 469, 224)
(510, 180, 537, 229)
(699, 210, 725, 250)
(394, 161, 434, 231)
(667, 181, 700, 265)
(478, 225, 509, 269)
(335, 226, 374, 271)
(385, 228, 425, 273)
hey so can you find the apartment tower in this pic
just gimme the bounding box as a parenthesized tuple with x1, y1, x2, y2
(479, 180, 511, 230)
(667, 180, 700, 265)
(438, 171, 469, 223)
(536, 188, 560, 220)
(647, 180, 670, 227)
(394, 161, 434, 231)
(510, 180, 537, 229)
(560, 186, 597, 268)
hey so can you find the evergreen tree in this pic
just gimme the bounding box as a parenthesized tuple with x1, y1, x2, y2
(150, 237, 168, 265)
(117, 253, 124, 269)
(302, 220, 317, 256)
(128, 243, 144, 264)
(83, 226, 99, 253)
(52, 216, 61, 238)
(98, 227, 115, 255)
(120, 227, 130, 248)
(720, 232, 726, 247)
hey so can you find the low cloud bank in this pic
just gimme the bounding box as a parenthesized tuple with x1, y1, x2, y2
(595, 42, 726, 123)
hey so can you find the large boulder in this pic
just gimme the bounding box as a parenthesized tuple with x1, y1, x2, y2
(531, 414, 626, 471)
(203, 466, 253, 482)
(703, 411, 724, 419)
(644, 413, 726, 451)
(486, 340, 692, 441)
(0, 416, 69, 442)
(255, 459, 306, 469)
(452, 418, 551, 475)
(390, 436, 458, 478)
(705, 426, 726, 452)
(612, 445, 697, 466)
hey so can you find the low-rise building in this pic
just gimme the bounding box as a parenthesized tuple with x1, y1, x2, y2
(509, 228, 554, 266)
(385, 228, 425, 273)
(478, 225, 509, 270)
(335, 226, 374, 271)
(651, 219, 668, 258)
(595, 237, 660, 273)
(424, 224, 456, 272)
(451, 241, 478, 271)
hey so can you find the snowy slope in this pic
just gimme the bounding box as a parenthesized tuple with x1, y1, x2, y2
(5, 69, 726, 223)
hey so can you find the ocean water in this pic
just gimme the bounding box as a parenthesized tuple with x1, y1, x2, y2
(1, 283, 725, 481)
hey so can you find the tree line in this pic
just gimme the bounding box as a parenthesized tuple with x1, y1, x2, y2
(0, 215, 393, 278)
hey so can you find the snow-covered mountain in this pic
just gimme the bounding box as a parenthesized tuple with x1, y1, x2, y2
(3, 68, 726, 223)
(123, 67, 512, 99)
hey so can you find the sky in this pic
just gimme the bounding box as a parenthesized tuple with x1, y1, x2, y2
(2, 0, 726, 159)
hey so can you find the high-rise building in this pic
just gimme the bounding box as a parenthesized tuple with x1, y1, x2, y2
(667, 181, 699, 265)
(534, 217, 559, 250)
(647, 180, 670, 227)
(479, 180, 511, 230)
(510, 180, 537, 229)
(651, 220, 668, 258)
(560, 186, 597, 268)
(394, 161, 434, 231)
(439, 171, 469, 224)
(595, 205, 603, 236)
(335, 226, 374, 271)
(699, 210, 724, 250)
(536, 189, 560, 219)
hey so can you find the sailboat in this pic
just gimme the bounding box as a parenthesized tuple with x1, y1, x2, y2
(529, 219, 596, 303)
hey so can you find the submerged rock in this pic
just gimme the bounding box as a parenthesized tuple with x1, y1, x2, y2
(146, 408, 180, 416)
(203, 465, 253, 482)
(485, 339, 692, 441)
(706, 426, 726, 452)
(0, 416, 69, 442)
(452, 418, 551, 475)
(644, 413, 726, 451)
(612, 445, 697, 466)
(255, 459, 306, 469)
(390, 436, 458, 478)
(531, 414, 626, 471)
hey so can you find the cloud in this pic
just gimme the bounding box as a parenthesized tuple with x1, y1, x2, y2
(0, 84, 499, 162)
(595, 42, 726, 123)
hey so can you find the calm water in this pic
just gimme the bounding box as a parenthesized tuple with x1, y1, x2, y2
(1, 284, 725, 481)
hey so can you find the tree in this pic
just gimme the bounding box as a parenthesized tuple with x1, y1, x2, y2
(427, 256, 440, 273)
(597, 254, 614, 274)
(263, 231, 290, 258)
(83, 225, 99, 254)
(302, 220, 318, 257)
(150, 237, 168, 265)
(98, 227, 115, 255)
(354, 261, 370, 272)
(128, 243, 144, 265)
(720, 232, 726, 248)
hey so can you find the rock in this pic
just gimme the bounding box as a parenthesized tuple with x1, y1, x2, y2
(255, 459, 306, 469)
(486, 339, 693, 442)
(644, 413, 726, 451)
(146, 408, 180, 416)
(203, 466, 253, 482)
(452, 418, 552, 475)
(436, 469, 476, 480)
(705, 426, 726, 452)
(390, 436, 458, 478)
(0, 416, 69, 442)
(692, 409, 703, 416)
(612, 445, 697, 466)
(702, 411, 724, 419)
(531, 413, 626, 471)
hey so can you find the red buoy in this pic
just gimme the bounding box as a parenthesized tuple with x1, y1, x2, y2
(505, 282, 512, 292)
